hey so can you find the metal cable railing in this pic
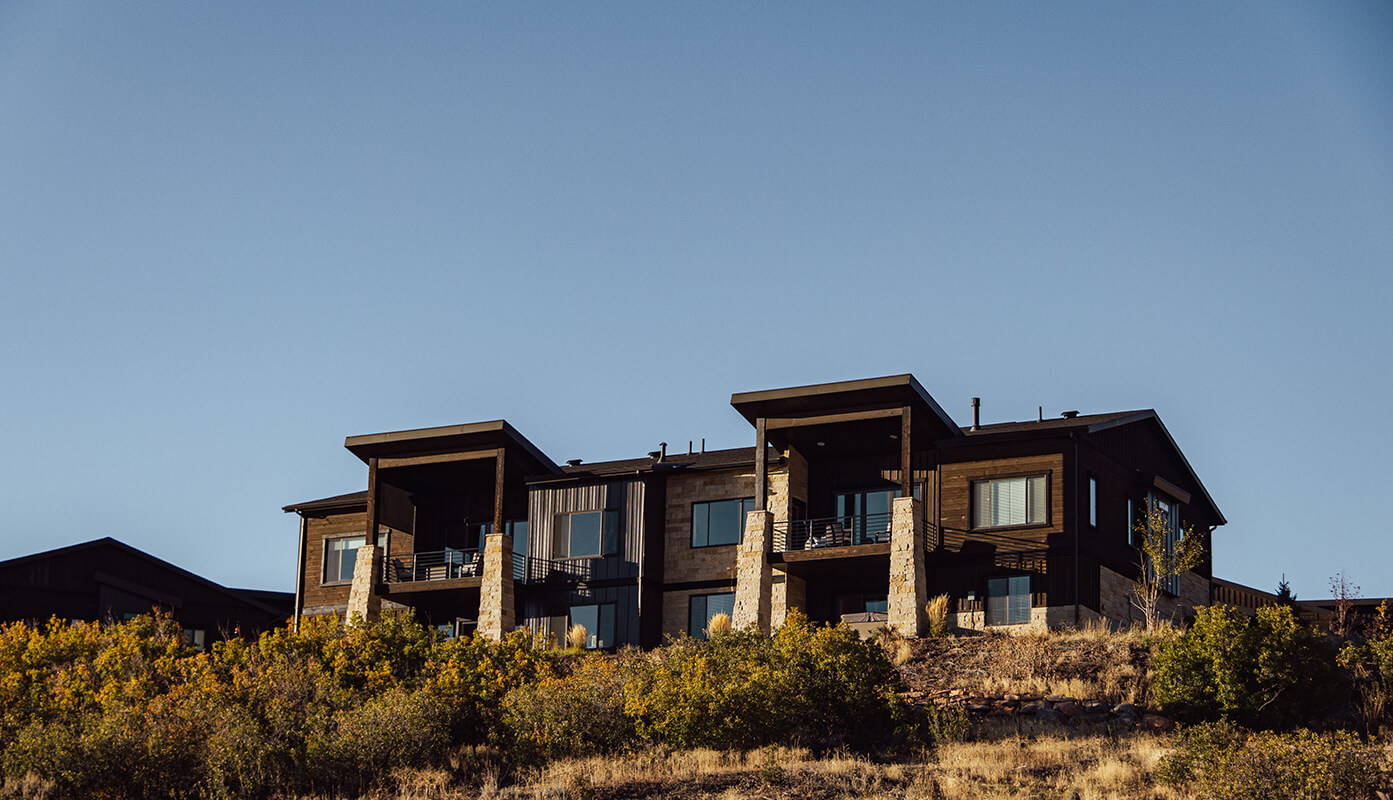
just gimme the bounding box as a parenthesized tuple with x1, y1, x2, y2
(772, 511, 893, 552)
(381, 549, 482, 583)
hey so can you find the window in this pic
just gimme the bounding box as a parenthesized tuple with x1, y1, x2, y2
(323, 536, 366, 583)
(1127, 497, 1135, 544)
(688, 592, 736, 638)
(1149, 494, 1183, 594)
(972, 475, 1047, 529)
(569, 603, 616, 649)
(181, 629, 206, 650)
(691, 498, 755, 547)
(553, 510, 619, 558)
(986, 575, 1031, 625)
(1088, 477, 1098, 527)
(836, 488, 896, 542)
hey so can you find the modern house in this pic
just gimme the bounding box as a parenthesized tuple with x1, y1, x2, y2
(0, 537, 294, 647)
(284, 375, 1225, 645)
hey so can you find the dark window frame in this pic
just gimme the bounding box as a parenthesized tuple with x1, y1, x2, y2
(688, 592, 737, 639)
(985, 574, 1032, 626)
(569, 602, 617, 649)
(553, 509, 620, 560)
(321, 534, 367, 585)
(690, 497, 755, 548)
(970, 472, 1051, 531)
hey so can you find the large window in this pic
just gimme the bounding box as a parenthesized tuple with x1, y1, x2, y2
(972, 475, 1048, 529)
(691, 498, 755, 547)
(323, 536, 366, 583)
(986, 575, 1031, 626)
(553, 510, 619, 559)
(688, 592, 736, 638)
(1150, 494, 1183, 594)
(570, 603, 616, 649)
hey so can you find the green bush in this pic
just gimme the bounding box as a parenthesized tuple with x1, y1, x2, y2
(1158, 721, 1388, 800)
(624, 611, 909, 752)
(1153, 605, 1343, 728)
(503, 655, 637, 761)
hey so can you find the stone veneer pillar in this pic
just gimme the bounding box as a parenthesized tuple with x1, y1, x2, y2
(887, 496, 926, 637)
(771, 572, 806, 630)
(733, 510, 773, 633)
(477, 532, 515, 640)
(346, 544, 383, 625)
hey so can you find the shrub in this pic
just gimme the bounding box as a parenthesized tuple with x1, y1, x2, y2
(1153, 605, 1343, 728)
(1158, 721, 1389, 800)
(625, 612, 909, 752)
(503, 655, 637, 762)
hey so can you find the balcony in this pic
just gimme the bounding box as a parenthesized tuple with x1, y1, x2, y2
(382, 549, 482, 583)
(511, 553, 638, 585)
(773, 511, 892, 552)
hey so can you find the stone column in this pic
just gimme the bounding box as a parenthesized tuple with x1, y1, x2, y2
(477, 532, 515, 640)
(887, 496, 927, 637)
(346, 544, 383, 625)
(733, 510, 773, 633)
(771, 571, 806, 630)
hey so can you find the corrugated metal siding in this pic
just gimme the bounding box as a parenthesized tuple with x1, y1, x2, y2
(528, 479, 645, 563)
(521, 584, 641, 647)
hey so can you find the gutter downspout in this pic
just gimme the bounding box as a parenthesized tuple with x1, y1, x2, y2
(292, 515, 307, 632)
(1073, 436, 1081, 627)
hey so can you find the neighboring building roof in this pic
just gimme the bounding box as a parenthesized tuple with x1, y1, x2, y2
(0, 537, 292, 623)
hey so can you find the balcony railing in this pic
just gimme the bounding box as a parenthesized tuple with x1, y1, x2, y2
(382, 549, 482, 583)
(773, 511, 893, 552)
(511, 553, 638, 585)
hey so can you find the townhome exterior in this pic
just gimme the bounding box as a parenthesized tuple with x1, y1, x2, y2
(284, 375, 1225, 644)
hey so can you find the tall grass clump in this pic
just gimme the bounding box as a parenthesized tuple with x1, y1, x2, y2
(925, 595, 950, 638)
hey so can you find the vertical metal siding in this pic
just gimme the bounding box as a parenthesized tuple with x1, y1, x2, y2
(527, 479, 645, 563)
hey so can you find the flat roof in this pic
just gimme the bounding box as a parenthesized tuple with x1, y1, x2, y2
(344, 419, 559, 474)
(730, 374, 962, 441)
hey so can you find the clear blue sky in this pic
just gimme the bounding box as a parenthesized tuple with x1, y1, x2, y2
(2, 3, 1390, 602)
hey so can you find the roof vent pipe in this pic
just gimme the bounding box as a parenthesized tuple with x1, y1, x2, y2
(700, 438, 706, 453)
(1061, 410, 1079, 419)
(970, 397, 981, 431)
(648, 451, 661, 460)
(566, 459, 582, 467)
(1038, 406, 1043, 422)
(659, 442, 667, 461)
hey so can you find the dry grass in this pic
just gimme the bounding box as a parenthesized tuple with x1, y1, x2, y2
(925, 595, 950, 637)
(960, 627, 1154, 705)
(326, 735, 1201, 799)
(566, 624, 589, 651)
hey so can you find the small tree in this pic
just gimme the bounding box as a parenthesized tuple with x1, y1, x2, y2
(1132, 502, 1205, 632)
(1329, 571, 1361, 635)
(1275, 575, 1297, 607)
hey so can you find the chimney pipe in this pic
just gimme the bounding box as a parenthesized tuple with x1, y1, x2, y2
(659, 442, 667, 461)
(970, 397, 981, 431)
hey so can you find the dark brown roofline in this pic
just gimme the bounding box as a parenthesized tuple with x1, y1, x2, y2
(344, 419, 559, 474)
(730, 374, 961, 440)
(282, 490, 368, 514)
